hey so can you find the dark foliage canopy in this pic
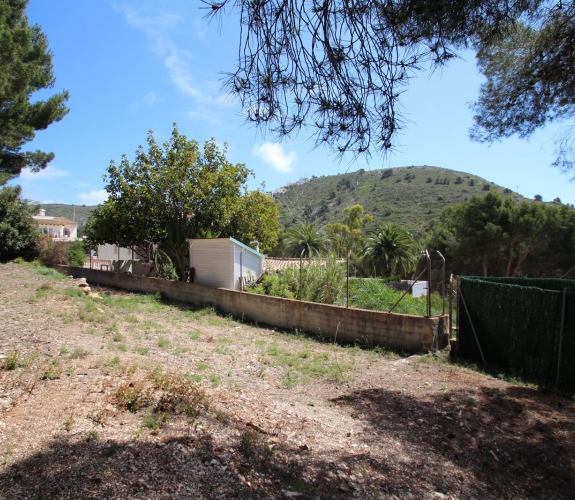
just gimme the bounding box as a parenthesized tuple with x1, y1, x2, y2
(0, 0, 69, 176)
(427, 192, 575, 277)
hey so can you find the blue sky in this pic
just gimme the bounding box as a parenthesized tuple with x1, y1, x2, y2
(11, 0, 575, 206)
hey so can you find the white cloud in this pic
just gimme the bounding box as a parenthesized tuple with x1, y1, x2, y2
(19, 166, 69, 180)
(119, 5, 213, 103)
(164, 50, 207, 100)
(122, 7, 182, 30)
(144, 90, 157, 105)
(253, 143, 297, 173)
(78, 190, 108, 205)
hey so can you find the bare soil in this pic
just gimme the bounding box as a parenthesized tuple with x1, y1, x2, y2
(0, 262, 574, 499)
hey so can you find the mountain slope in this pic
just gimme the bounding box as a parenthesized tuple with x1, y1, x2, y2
(275, 165, 527, 233)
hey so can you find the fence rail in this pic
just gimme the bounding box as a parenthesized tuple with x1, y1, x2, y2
(83, 259, 112, 270)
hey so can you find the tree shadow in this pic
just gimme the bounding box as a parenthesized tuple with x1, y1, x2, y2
(2, 383, 573, 499)
(330, 383, 575, 499)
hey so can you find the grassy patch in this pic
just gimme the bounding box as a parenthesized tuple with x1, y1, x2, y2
(262, 344, 351, 386)
(187, 330, 200, 340)
(2, 351, 21, 370)
(69, 347, 90, 359)
(62, 287, 84, 298)
(158, 337, 171, 349)
(42, 359, 63, 380)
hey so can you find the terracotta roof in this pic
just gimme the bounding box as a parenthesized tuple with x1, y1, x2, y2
(262, 257, 345, 272)
(33, 216, 78, 227)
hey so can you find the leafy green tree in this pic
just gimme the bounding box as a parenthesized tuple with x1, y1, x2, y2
(362, 223, 418, 278)
(0, 184, 38, 261)
(0, 0, 69, 175)
(427, 193, 575, 277)
(282, 223, 328, 258)
(85, 126, 279, 280)
(211, 0, 554, 157)
(326, 204, 373, 257)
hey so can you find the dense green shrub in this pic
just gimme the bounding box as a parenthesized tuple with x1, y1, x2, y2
(67, 240, 87, 267)
(247, 254, 345, 304)
(0, 186, 39, 261)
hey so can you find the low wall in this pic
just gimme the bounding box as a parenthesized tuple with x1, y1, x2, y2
(57, 266, 448, 353)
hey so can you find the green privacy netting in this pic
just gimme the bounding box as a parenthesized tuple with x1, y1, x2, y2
(458, 277, 575, 395)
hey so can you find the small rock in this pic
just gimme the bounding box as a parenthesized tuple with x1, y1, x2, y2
(284, 491, 302, 498)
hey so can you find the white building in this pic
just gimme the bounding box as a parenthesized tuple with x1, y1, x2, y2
(188, 237, 265, 291)
(33, 209, 78, 240)
(96, 244, 138, 261)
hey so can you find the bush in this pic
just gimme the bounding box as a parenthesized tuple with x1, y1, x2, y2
(0, 185, 39, 262)
(247, 254, 345, 304)
(67, 240, 87, 267)
(35, 236, 88, 268)
(35, 234, 68, 266)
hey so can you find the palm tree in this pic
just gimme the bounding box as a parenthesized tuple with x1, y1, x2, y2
(283, 223, 329, 258)
(362, 223, 417, 277)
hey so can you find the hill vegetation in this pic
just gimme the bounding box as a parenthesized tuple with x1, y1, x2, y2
(276, 165, 528, 234)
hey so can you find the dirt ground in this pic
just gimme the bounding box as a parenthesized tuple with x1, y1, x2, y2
(0, 262, 574, 500)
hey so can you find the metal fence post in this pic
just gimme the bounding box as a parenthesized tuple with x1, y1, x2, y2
(556, 286, 568, 391)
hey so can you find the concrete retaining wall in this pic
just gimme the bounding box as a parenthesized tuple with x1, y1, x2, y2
(57, 266, 448, 353)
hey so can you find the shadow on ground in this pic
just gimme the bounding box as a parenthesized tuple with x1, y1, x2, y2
(2, 383, 574, 499)
(330, 383, 575, 499)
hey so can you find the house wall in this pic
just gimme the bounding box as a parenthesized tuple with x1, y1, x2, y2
(189, 239, 232, 289)
(97, 244, 134, 261)
(233, 243, 263, 290)
(38, 224, 78, 239)
(56, 266, 448, 353)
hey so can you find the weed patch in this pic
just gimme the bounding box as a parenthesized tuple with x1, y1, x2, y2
(2, 351, 21, 370)
(115, 382, 153, 413)
(42, 359, 63, 380)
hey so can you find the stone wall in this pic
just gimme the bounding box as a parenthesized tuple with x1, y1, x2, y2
(57, 266, 448, 353)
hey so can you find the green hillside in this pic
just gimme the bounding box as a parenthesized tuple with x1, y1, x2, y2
(275, 165, 527, 234)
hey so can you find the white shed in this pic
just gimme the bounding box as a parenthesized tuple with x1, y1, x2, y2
(188, 238, 265, 290)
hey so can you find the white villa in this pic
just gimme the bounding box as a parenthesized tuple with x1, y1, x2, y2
(33, 209, 78, 240)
